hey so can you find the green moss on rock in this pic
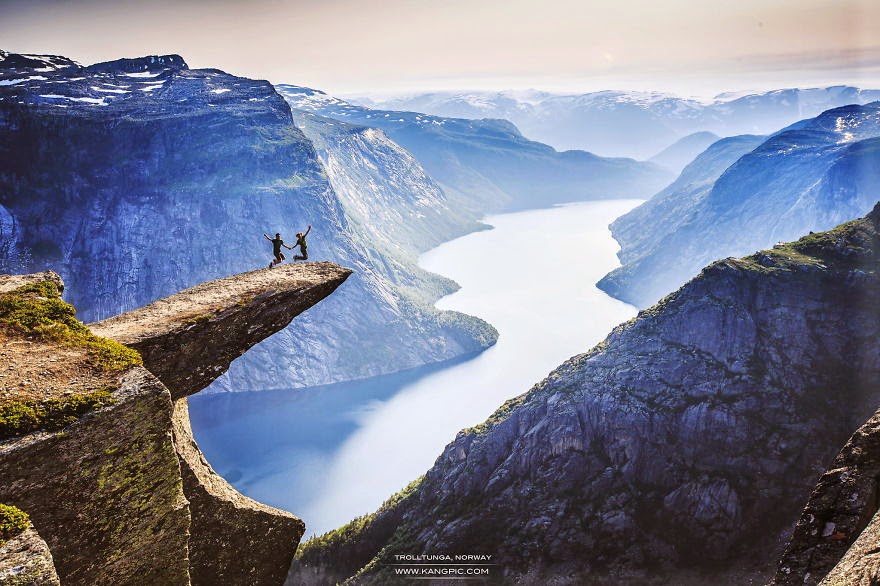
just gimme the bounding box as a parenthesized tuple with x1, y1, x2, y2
(465, 393, 527, 436)
(0, 282, 142, 371)
(0, 389, 116, 441)
(182, 314, 212, 326)
(0, 503, 29, 543)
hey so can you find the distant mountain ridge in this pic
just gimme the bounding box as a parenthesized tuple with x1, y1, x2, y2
(277, 85, 674, 213)
(599, 101, 880, 308)
(360, 86, 880, 159)
(648, 130, 721, 174)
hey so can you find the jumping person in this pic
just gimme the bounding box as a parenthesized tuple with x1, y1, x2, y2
(292, 225, 311, 261)
(264, 232, 294, 268)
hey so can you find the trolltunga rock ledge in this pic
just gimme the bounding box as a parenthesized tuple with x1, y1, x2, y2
(88, 261, 352, 585)
(1, 263, 351, 586)
(89, 262, 352, 399)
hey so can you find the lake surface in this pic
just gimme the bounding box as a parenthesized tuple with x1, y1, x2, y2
(190, 199, 641, 537)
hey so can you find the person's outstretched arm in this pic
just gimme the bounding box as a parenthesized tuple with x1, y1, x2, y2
(284, 243, 295, 250)
(263, 233, 272, 241)
(304, 225, 311, 237)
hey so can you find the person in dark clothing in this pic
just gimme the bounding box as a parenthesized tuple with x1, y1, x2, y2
(264, 232, 294, 268)
(292, 225, 311, 261)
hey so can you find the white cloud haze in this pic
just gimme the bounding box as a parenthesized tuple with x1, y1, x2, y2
(0, 0, 878, 96)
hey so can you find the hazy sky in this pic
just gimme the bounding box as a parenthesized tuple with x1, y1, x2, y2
(1, 0, 878, 97)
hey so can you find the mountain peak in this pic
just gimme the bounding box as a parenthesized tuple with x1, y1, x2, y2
(0, 50, 79, 71)
(85, 54, 188, 74)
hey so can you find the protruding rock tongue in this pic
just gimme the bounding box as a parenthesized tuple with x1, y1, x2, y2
(88, 261, 352, 399)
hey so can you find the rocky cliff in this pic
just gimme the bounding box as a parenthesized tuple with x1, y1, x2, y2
(0, 505, 59, 586)
(770, 406, 880, 585)
(600, 102, 880, 308)
(0, 263, 349, 585)
(0, 50, 495, 393)
(291, 204, 880, 585)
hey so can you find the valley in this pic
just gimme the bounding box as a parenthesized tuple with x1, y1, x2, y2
(190, 199, 641, 536)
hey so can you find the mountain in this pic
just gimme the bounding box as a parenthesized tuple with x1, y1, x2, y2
(288, 109, 477, 258)
(648, 131, 720, 174)
(289, 205, 880, 585)
(610, 134, 765, 267)
(362, 86, 880, 159)
(0, 50, 496, 391)
(277, 85, 674, 213)
(599, 102, 880, 308)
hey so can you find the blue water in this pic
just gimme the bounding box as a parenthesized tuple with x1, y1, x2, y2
(190, 199, 641, 536)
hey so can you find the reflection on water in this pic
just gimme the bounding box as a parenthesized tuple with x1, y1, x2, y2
(190, 199, 641, 536)
(189, 356, 473, 510)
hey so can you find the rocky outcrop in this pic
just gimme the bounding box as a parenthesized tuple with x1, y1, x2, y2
(172, 399, 303, 586)
(1, 264, 349, 584)
(0, 523, 60, 586)
(820, 511, 880, 585)
(0, 50, 495, 393)
(599, 103, 880, 308)
(89, 262, 352, 398)
(90, 263, 352, 584)
(0, 368, 191, 585)
(771, 408, 880, 585)
(292, 205, 880, 584)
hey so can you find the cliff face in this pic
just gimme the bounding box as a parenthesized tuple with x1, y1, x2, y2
(292, 205, 880, 585)
(600, 103, 880, 308)
(1, 368, 191, 585)
(0, 264, 350, 585)
(291, 110, 480, 255)
(0, 50, 494, 392)
(770, 407, 880, 585)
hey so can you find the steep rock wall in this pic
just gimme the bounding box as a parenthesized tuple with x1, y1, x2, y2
(771, 407, 880, 585)
(0, 368, 191, 586)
